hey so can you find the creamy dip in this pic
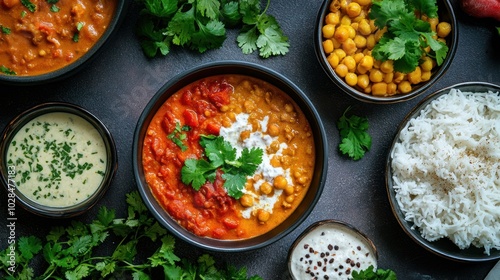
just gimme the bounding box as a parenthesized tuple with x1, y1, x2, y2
(7, 112, 107, 207)
(289, 222, 377, 280)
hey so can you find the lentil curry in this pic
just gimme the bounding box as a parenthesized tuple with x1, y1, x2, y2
(142, 75, 316, 240)
(0, 0, 117, 76)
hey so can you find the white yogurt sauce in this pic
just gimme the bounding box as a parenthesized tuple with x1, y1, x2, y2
(290, 222, 377, 280)
(219, 113, 292, 219)
(7, 112, 107, 207)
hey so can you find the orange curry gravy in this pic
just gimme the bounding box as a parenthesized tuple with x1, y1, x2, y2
(0, 0, 117, 76)
(142, 75, 316, 240)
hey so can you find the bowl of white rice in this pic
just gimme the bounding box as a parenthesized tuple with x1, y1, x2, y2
(386, 81, 500, 262)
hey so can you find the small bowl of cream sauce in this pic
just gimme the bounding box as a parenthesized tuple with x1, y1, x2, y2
(288, 220, 378, 280)
(0, 102, 117, 218)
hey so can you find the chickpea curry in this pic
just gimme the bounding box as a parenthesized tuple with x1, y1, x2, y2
(0, 0, 117, 76)
(142, 75, 316, 240)
(321, 0, 452, 96)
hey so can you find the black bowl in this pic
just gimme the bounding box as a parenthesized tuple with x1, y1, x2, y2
(0, 102, 118, 218)
(133, 61, 328, 252)
(314, 0, 458, 104)
(386, 82, 500, 262)
(0, 0, 128, 86)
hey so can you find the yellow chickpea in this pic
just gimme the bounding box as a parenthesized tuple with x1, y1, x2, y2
(437, 22, 451, 38)
(353, 52, 364, 63)
(383, 72, 393, 83)
(398, 81, 412, 93)
(366, 34, 376, 49)
(340, 15, 352, 26)
(407, 66, 422, 84)
(333, 48, 346, 60)
(346, 25, 356, 39)
(387, 82, 398, 95)
(322, 24, 336, 39)
(357, 74, 370, 89)
(421, 71, 432, 82)
(268, 123, 280, 136)
(273, 175, 288, 189)
(257, 210, 270, 223)
(359, 55, 373, 70)
(239, 194, 254, 207)
(327, 53, 340, 68)
(420, 56, 434, 72)
(285, 195, 295, 204)
(260, 182, 273, 195)
(345, 72, 358, 86)
(325, 12, 340, 25)
(342, 55, 356, 71)
(371, 82, 388, 96)
(323, 39, 334, 54)
(353, 35, 367, 48)
(358, 19, 371, 36)
(369, 69, 384, 83)
(284, 185, 295, 196)
(379, 60, 394, 73)
(393, 72, 405, 83)
(334, 25, 350, 43)
(335, 63, 349, 77)
(342, 38, 357, 54)
(428, 17, 439, 32)
(357, 64, 369, 75)
(346, 2, 362, 18)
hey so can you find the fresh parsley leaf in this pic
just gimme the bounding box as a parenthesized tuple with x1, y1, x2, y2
(21, 0, 36, 12)
(0, 65, 16, 75)
(337, 107, 372, 160)
(370, 0, 448, 73)
(352, 265, 397, 280)
(181, 135, 263, 199)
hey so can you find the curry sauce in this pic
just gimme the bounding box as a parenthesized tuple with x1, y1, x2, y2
(0, 0, 116, 76)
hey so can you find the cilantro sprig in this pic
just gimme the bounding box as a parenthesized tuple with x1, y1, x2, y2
(0, 191, 263, 280)
(352, 265, 397, 280)
(181, 135, 263, 199)
(0, 65, 16, 75)
(337, 107, 372, 160)
(136, 0, 289, 58)
(369, 0, 449, 73)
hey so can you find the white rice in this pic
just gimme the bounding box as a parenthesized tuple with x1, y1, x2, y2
(390, 88, 500, 255)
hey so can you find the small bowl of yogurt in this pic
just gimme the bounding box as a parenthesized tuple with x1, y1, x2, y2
(288, 220, 378, 280)
(0, 102, 118, 218)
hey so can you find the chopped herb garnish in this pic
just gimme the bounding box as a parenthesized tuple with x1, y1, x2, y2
(1, 25, 11, 34)
(0, 65, 16, 75)
(73, 22, 85, 42)
(181, 135, 263, 199)
(50, 5, 60, 12)
(21, 0, 36, 12)
(167, 122, 191, 151)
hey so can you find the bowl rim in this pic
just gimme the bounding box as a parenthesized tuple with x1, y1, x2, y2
(0, 0, 129, 86)
(132, 60, 328, 252)
(0, 102, 118, 218)
(287, 219, 379, 280)
(314, 0, 459, 104)
(385, 81, 500, 262)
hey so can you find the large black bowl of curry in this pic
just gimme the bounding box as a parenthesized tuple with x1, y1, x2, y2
(0, 0, 128, 85)
(133, 61, 328, 252)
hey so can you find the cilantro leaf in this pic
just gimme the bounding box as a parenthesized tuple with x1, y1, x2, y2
(190, 19, 226, 53)
(370, 0, 448, 73)
(21, 0, 36, 12)
(237, 25, 259, 54)
(0, 65, 16, 75)
(18, 236, 42, 261)
(197, 0, 221, 19)
(181, 135, 263, 198)
(143, 0, 178, 18)
(221, 1, 241, 26)
(352, 265, 397, 280)
(337, 107, 372, 160)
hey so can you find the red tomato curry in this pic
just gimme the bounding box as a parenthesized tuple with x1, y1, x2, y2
(0, 0, 117, 76)
(142, 75, 316, 240)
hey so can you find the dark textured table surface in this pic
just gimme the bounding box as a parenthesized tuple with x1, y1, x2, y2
(1, 0, 499, 279)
